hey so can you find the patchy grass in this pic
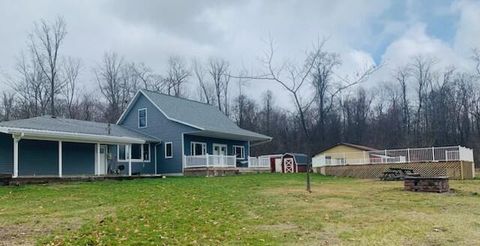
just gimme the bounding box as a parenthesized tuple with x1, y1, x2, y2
(0, 174, 480, 245)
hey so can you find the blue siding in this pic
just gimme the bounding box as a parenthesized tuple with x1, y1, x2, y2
(119, 94, 197, 174)
(184, 135, 249, 166)
(0, 133, 13, 174)
(19, 139, 58, 176)
(62, 142, 95, 175)
(107, 143, 156, 175)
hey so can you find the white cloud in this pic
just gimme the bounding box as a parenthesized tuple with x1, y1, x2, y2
(452, 0, 480, 56)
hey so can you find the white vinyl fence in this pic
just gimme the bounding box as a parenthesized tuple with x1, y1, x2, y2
(313, 146, 474, 167)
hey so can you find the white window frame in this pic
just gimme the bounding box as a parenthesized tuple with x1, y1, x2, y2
(138, 108, 147, 128)
(190, 142, 207, 156)
(165, 142, 173, 159)
(118, 144, 146, 162)
(143, 143, 151, 162)
(117, 144, 128, 162)
(212, 143, 228, 156)
(233, 145, 245, 159)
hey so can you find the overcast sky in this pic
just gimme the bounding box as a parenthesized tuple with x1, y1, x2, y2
(1, 0, 480, 109)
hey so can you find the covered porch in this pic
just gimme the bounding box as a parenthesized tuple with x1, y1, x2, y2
(182, 132, 271, 172)
(1, 128, 157, 178)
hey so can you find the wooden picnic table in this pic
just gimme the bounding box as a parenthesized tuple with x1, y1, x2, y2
(380, 167, 420, 181)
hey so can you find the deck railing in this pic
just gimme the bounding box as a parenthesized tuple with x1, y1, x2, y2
(184, 154, 236, 168)
(313, 145, 474, 167)
(247, 156, 270, 169)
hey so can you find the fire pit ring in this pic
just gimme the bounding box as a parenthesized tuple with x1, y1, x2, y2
(404, 176, 449, 193)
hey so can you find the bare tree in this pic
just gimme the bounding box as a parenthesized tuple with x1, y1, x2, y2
(411, 56, 435, 145)
(309, 43, 341, 142)
(242, 39, 378, 192)
(1, 92, 15, 121)
(208, 58, 231, 114)
(472, 48, 480, 76)
(29, 17, 67, 117)
(95, 52, 129, 123)
(394, 66, 411, 137)
(165, 56, 190, 97)
(62, 57, 81, 118)
(193, 59, 215, 104)
(11, 51, 50, 117)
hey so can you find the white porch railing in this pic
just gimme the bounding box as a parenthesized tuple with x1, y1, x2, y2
(247, 156, 270, 169)
(184, 154, 236, 168)
(313, 145, 474, 167)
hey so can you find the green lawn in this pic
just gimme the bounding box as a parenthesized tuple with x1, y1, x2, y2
(0, 174, 479, 245)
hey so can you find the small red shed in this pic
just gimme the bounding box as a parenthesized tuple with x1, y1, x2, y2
(259, 153, 309, 173)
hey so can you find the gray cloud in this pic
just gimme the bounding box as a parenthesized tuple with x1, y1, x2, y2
(0, 0, 478, 109)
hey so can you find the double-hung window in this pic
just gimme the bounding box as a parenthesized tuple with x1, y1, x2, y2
(138, 108, 147, 128)
(165, 142, 173, 158)
(191, 142, 206, 156)
(117, 144, 150, 162)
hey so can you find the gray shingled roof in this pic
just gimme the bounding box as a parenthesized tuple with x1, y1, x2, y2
(141, 90, 271, 141)
(0, 116, 157, 141)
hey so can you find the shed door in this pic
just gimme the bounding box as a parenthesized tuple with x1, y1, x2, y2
(274, 158, 282, 173)
(284, 158, 295, 173)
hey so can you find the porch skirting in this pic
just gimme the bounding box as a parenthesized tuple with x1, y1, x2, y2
(183, 167, 239, 176)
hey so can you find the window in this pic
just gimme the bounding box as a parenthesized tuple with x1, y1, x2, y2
(191, 142, 206, 156)
(165, 142, 173, 158)
(138, 108, 147, 128)
(325, 156, 331, 164)
(143, 144, 150, 162)
(233, 145, 245, 159)
(131, 144, 142, 160)
(118, 144, 127, 161)
(117, 144, 150, 162)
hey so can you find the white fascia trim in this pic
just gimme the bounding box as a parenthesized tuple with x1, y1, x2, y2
(140, 91, 205, 130)
(116, 90, 204, 130)
(0, 126, 146, 144)
(116, 91, 142, 124)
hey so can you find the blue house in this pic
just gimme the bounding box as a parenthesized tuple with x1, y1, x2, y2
(0, 90, 271, 178)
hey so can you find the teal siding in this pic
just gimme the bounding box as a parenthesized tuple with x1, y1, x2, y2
(62, 142, 95, 175)
(19, 139, 58, 176)
(0, 133, 13, 174)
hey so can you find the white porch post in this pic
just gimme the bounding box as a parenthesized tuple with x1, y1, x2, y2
(96, 143, 100, 175)
(128, 144, 132, 176)
(13, 137, 19, 178)
(407, 148, 410, 162)
(432, 147, 435, 161)
(58, 141, 63, 177)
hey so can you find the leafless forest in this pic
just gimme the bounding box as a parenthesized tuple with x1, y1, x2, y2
(2, 18, 480, 162)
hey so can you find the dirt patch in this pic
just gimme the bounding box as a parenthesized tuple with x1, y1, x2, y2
(0, 224, 52, 246)
(0, 216, 86, 245)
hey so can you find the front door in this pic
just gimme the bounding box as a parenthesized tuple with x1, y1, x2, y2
(99, 145, 108, 175)
(213, 144, 227, 156)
